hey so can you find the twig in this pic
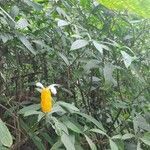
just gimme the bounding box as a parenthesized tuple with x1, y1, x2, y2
(107, 69, 124, 135)
(77, 79, 89, 113)
(0, 103, 18, 119)
(11, 72, 42, 80)
(133, 87, 149, 100)
(11, 137, 28, 150)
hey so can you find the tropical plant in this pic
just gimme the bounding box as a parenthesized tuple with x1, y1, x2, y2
(0, 0, 149, 149)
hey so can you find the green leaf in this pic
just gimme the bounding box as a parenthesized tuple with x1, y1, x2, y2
(140, 133, 150, 146)
(137, 142, 143, 150)
(24, 110, 42, 117)
(121, 51, 135, 68)
(51, 117, 69, 135)
(18, 35, 36, 55)
(113, 101, 128, 109)
(90, 128, 107, 136)
(140, 138, 150, 146)
(75, 141, 84, 150)
(111, 134, 122, 139)
(115, 140, 124, 150)
(31, 135, 45, 150)
(16, 18, 29, 29)
(80, 0, 91, 9)
(122, 133, 134, 140)
(0, 144, 9, 150)
(92, 76, 101, 82)
(0, 119, 13, 147)
(51, 104, 66, 115)
(125, 142, 137, 149)
(20, 119, 45, 150)
(0, 33, 13, 43)
(50, 140, 63, 150)
(61, 132, 75, 150)
(57, 19, 69, 27)
(56, 121, 69, 135)
(41, 132, 54, 145)
(0, 6, 16, 24)
(63, 120, 82, 133)
(58, 101, 79, 112)
(84, 59, 99, 72)
(58, 52, 70, 66)
(18, 104, 40, 114)
(10, 5, 19, 18)
(56, 7, 70, 20)
(99, 0, 150, 18)
(133, 115, 150, 133)
(103, 63, 117, 86)
(0, 71, 5, 82)
(23, 0, 42, 11)
(38, 112, 45, 122)
(84, 134, 97, 150)
(109, 139, 118, 150)
(71, 39, 88, 50)
(75, 112, 105, 131)
(93, 40, 103, 54)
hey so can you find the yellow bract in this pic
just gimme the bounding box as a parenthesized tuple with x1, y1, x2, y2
(41, 88, 52, 113)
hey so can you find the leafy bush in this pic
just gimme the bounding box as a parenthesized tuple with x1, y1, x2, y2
(0, 0, 149, 149)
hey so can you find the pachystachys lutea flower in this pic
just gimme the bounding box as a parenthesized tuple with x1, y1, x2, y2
(36, 82, 59, 113)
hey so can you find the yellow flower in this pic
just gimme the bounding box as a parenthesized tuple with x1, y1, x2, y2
(36, 82, 59, 113)
(41, 87, 52, 113)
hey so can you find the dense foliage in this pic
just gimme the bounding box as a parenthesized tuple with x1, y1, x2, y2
(0, 0, 150, 150)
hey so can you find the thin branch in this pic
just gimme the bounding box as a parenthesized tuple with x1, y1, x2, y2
(107, 69, 124, 135)
(76, 79, 89, 113)
(0, 103, 18, 119)
(133, 87, 149, 100)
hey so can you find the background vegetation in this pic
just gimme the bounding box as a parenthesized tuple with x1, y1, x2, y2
(0, 0, 150, 149)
